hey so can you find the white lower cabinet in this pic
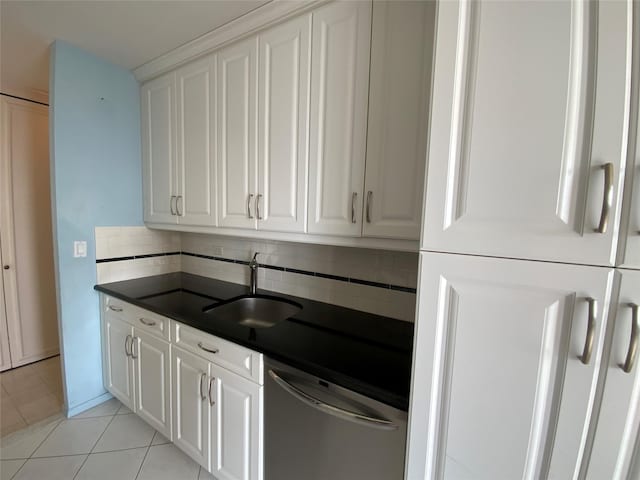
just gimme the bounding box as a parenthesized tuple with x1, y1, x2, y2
(101, 301, 172, 439)
(101, 295, 263, 480)
(407, 252, 616, 480)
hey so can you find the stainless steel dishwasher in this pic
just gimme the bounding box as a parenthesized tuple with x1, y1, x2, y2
(264, 358, 408, 480)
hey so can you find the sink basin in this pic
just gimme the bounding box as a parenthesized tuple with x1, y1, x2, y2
(204, 295, 302, 328)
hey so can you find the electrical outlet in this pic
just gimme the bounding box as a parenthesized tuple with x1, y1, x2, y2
(74, 241, 87, 258)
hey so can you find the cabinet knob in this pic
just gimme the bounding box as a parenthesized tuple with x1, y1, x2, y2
(3, 265, 9, 270)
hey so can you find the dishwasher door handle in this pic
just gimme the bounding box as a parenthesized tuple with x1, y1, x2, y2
(268, 369, 398, 431)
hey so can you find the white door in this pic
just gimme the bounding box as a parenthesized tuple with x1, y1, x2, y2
(172, 346, 211, 471)
(620, 87, 640, 269)
(176, 56, 216, 227)
(421, 1, 633, 266)
(257, 14, 311, 233)
(210, 364, 263, 480)
(0, 246, 11, 371)
(406, 252, 615, 480)
(142, 72, 177, 224)
(586, 269, 640, 480)
(0, 96, 59, 367)
(132, 329, 171, 439)
(362, 0, 434, 240)
(217, 36, 258, 230)
(103, 313, 135, 410)
(307, 1, 371, 236)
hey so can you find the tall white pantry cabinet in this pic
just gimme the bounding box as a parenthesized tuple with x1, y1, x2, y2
(407, 1, 640, 480)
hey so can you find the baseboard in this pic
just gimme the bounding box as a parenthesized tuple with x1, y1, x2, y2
(66, 391, 113, 418)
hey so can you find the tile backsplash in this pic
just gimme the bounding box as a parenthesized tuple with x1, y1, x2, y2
(94, 227, 418, 322)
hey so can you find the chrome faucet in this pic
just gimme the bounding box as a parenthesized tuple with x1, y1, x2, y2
(249, 252, 260, 295)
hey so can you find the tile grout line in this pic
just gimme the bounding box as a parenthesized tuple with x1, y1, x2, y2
(7, 459, 26, 480)
(7, 416, 66, 479)
(70, 412, 119, 480)
(133, 438, 154, 480)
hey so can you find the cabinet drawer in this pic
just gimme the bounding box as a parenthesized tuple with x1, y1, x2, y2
(103, 295, 170, 341)
(172, 321, 263, 385)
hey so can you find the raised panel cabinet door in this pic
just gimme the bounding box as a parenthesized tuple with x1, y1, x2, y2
(176, 56, 216, 227)
(132, 329, 171, 439)
(586, 269, 640, 480)
(172, 346, 211, 470)
(217, 36, 258, 230)
(620, 52, 640, 269)
(103, 312, 135, 411)
(210, 364, 263, 480)
(257, 14, 311, 233)
(307, 1, 371, 236)
(421, 1, 633, 265)
(362, 0, 435, 240)
(142, 72, 178, 224)
(406, 252, 616, 480)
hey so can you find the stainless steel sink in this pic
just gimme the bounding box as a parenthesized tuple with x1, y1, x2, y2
(204, 295, 302, 328)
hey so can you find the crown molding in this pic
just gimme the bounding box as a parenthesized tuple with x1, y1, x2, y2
(133, 0, 328, 83)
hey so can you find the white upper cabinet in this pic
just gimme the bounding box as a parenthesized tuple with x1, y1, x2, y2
(587, 268, 640, 480)
(143, 62, 216, 227)
(217, 37, 259, 230)
(363, 0, 434, 240)
(407, 251, 615, 480)
(176, 57, 216, 226)
(307, 0, 372, 236)
(257, 14, 311, 233)
(421, 1, 633, 266)
(142, 72, 177, 224)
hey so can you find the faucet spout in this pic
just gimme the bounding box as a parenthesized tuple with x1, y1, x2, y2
(249, 252, 260, 295)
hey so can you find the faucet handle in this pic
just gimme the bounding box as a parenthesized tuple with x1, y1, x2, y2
(251, 252, 260, 264)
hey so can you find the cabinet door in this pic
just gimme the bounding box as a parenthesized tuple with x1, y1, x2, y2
(217, 37, 258, 230)
(172, 346, 211, 471)
(257, 14, 311, 233)
(0, 247, 11, 371)
(132, 329, 171, 439)
(142, 72, 178, 224)
(210, 364, 263, 480)
(362, 0, 434, 240)
(620, 88, 640, 269)
(307, 1, 371, 236)
(587, 269, 640, 480)
(421, 1, 632, 265)
(102, 312, 135, 410)
(406, 252, 615, 480)
(176, 56, 216, 227)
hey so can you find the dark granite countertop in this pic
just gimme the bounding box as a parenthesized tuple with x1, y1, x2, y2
(94, 272, 414, 410)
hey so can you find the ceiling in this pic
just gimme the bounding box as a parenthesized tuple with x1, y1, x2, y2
(0, 0, 271, 100)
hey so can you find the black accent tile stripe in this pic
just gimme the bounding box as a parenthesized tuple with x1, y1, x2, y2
(96, 252, 180, 263)
(96, 250, 417, 294)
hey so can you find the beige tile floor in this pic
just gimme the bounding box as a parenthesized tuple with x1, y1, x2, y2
(0, 357, 64, 437)
(0, 398, 215, 480)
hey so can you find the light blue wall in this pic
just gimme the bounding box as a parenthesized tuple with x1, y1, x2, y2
(49, 41, 143, 415)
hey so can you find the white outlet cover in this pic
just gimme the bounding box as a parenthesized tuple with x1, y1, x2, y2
(74, 241, 87, 258)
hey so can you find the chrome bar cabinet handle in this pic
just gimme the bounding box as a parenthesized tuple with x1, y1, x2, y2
(198, 342, 219, 354)
(580, 298, 596, 365)
(176, 195, 183, 216)
(108, 305, 123, 312)
(131, 336, 138, 359)
(124, 334, 132, 357)
(208, 377, 216, 406)
(139, 317, 157, 327)
(351, 192, 357, 224)
(200, 373, 208, 401)
(247, 194, 254, 219)
(595, 163, 613, 233)
(622, 303, 639, 373)
(256, 194, 263, 220)
(170, 196, 177, 215)
(366, 191, 373, 223)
